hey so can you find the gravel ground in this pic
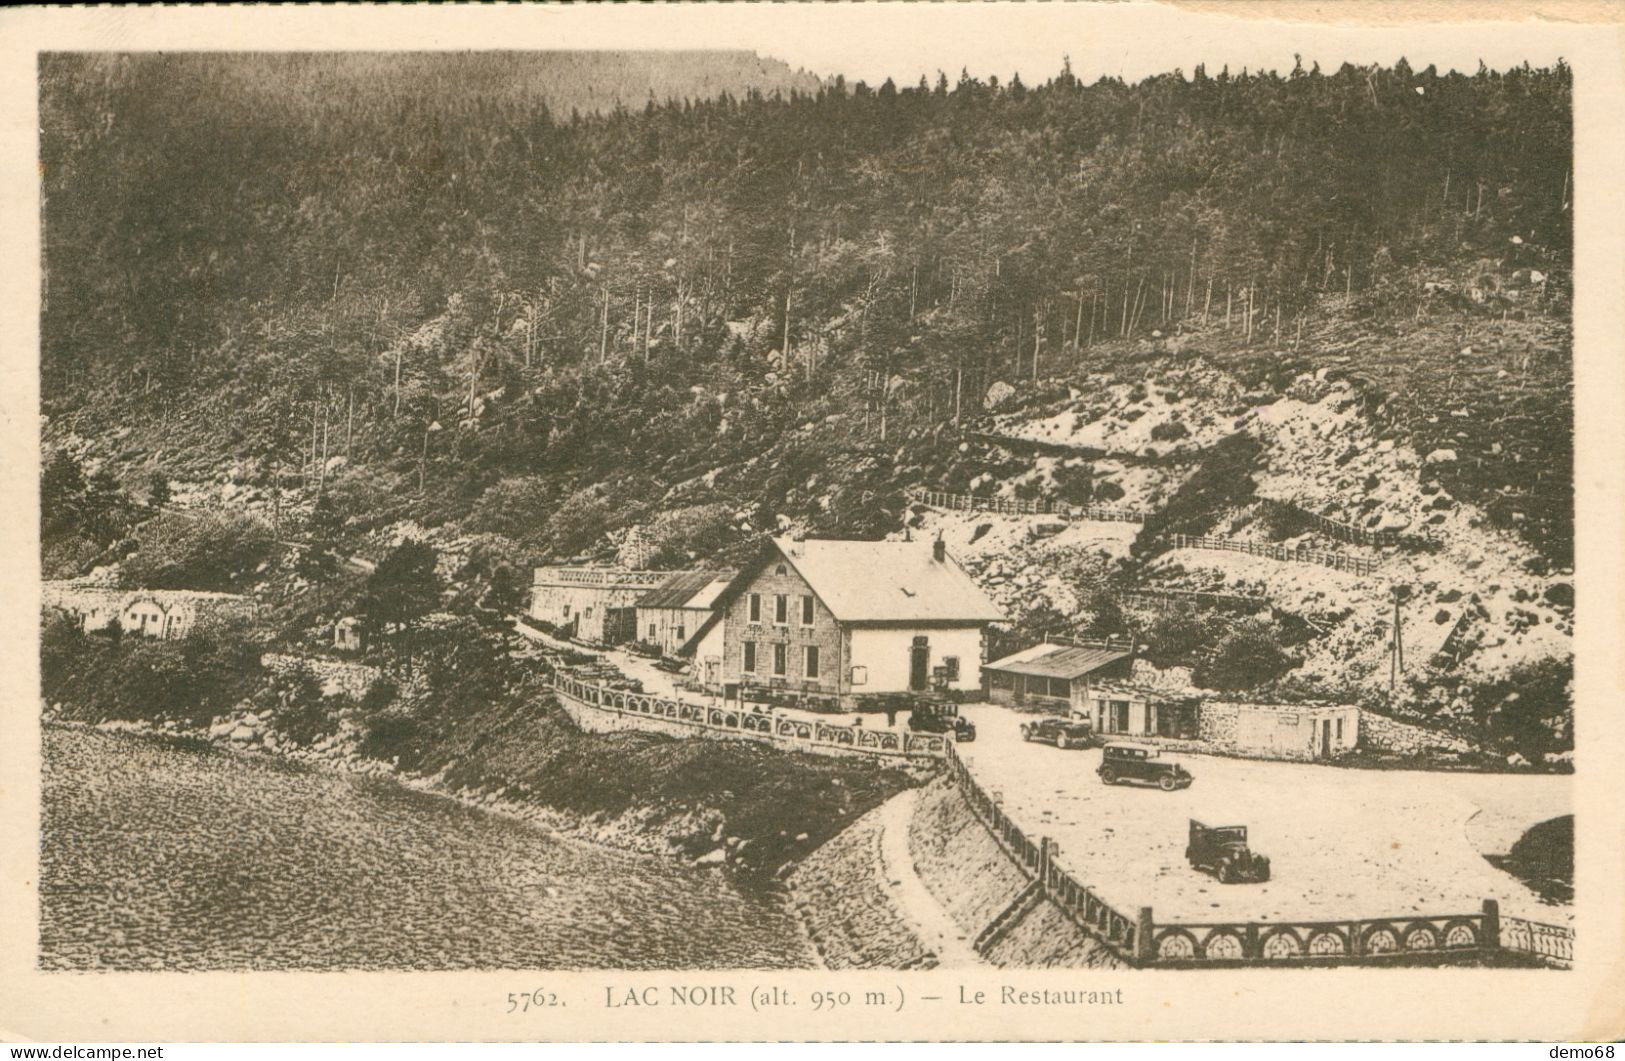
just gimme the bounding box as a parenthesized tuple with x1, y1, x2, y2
(953, 702, 1572, 926)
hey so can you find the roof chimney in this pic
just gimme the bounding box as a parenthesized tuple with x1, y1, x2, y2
(933, 536, 946, 563)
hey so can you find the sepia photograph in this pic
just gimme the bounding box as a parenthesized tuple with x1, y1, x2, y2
(5, 0, 1623, 1046)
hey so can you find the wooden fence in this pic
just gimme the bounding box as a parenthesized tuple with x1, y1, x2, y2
(963, 429, 1208, 465)
(907, 487, 1147, 524)
(1260, 497, 1440, 552)
(1169, 533, 1383, 577)
(1093, 586, 1272, 613)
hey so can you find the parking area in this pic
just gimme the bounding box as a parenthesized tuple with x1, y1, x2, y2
(953, 701, 1572, 925)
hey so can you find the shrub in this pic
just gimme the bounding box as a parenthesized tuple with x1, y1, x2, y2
(1149, 420, 1190, 442)
(121, 509, 276, 592)
(1141, 609, 1214, 667)
(359, 676, 400, 713)
(1192, 619, 1297, 691)
(357, 710, 420, 764)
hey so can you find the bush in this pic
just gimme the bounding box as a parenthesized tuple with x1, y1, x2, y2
(42, 618, 265, 726)
(1192, 619, 1297, 691)
(120, 509, 275, 592)
(1467, 656, 1572, 759)
(1141, 609, 1215, 667)
(1149, 420, 1190, 442)
(359, 676, 400, 713)
(357, 710, 420, 764)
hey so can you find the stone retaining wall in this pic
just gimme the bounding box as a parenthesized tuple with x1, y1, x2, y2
(786, 802, 936, 970)
(262, 653, 382, 700)
(1359, 711, 1476, 756)
(908, 777, 1124, 968)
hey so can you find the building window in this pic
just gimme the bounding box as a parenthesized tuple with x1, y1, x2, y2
(649, 623, 657, 639)
(774, 594, 788, 624)
(676, 625, 684, 641)
(1336, 717, 1344, 742)
(805, 645, 820, 679)
(776, 564, 788, 575)
(851, 665, 868, 686)
(749, 594, 761, 623)
(773, 643, 787, 676)
(942, 656, 960, 682)
(743, 641, 756, 674)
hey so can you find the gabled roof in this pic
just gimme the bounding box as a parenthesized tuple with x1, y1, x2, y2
(984, 642, 1133, 680)
(634, 570, 735, 610)
(769, 536, 1004, 623)
(675, 536, 1003, 656)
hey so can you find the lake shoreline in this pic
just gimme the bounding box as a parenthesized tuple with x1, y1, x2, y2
(44, 715, 807, 901)
(40, 724, 824, 970)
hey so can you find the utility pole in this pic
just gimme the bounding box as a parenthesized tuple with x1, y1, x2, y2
(1389, 584, 1408, 693)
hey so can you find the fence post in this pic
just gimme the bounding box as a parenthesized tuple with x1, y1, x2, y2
(1136, 907, 1155, 963)
(1481, 899, 1501, 950)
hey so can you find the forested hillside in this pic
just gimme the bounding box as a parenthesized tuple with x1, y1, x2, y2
(40, 54, 1572, 574)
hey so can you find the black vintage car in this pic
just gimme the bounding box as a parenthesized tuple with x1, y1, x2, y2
(1020, 715, 1094, 749)
(1185, 819, 1271, 883)
(1097, 742, 1193, 790)
(908, 700, 976, 742)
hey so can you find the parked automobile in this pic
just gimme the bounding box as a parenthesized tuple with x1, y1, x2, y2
(1185, 819, 1271, 883)
(1020, 715, 1094, 749)
(908, 700, 976, 742)
(1097, 742, 1193, 790)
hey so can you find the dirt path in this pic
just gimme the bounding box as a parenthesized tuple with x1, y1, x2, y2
(876, 789, 983, 968)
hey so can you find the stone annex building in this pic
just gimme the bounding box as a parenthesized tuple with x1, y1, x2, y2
(677, 536, 1004, 704)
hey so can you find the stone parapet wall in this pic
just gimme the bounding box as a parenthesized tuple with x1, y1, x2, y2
(551, 672, 949, 762)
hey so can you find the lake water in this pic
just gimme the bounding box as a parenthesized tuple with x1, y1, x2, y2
(40, 728, 814, 970)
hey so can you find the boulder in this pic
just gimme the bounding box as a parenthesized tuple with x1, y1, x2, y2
(229, 724, 257, 742)
(1424, 448, 1458, 464)
(693, 848, 728, 866)
(984, 381, 1016, 410)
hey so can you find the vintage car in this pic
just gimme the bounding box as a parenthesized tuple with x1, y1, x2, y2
(1020, 715, 1094, 749)
(1185, 819, 1271, 883)
(1096, 742, 1193, 790)
(907, 700, 976, 742)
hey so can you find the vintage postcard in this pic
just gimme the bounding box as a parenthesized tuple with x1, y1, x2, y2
(1, 1, 1622, 1044)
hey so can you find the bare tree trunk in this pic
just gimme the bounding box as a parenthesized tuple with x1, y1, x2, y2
(345, 385, 354, 462)
(319, 386, 330, 493)
(954, 360, 963, 425)
(784, 287, 794, 371)
(1203, 276, 1214, 323)
(1032, 306, 1041, 380)
(1188, 241, 1197, 316)
(1073, 292, 1085, 353)
(1225, 281, 1233, 331)
(599, 287, 609, 363)
(393, 347, 402, 416)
